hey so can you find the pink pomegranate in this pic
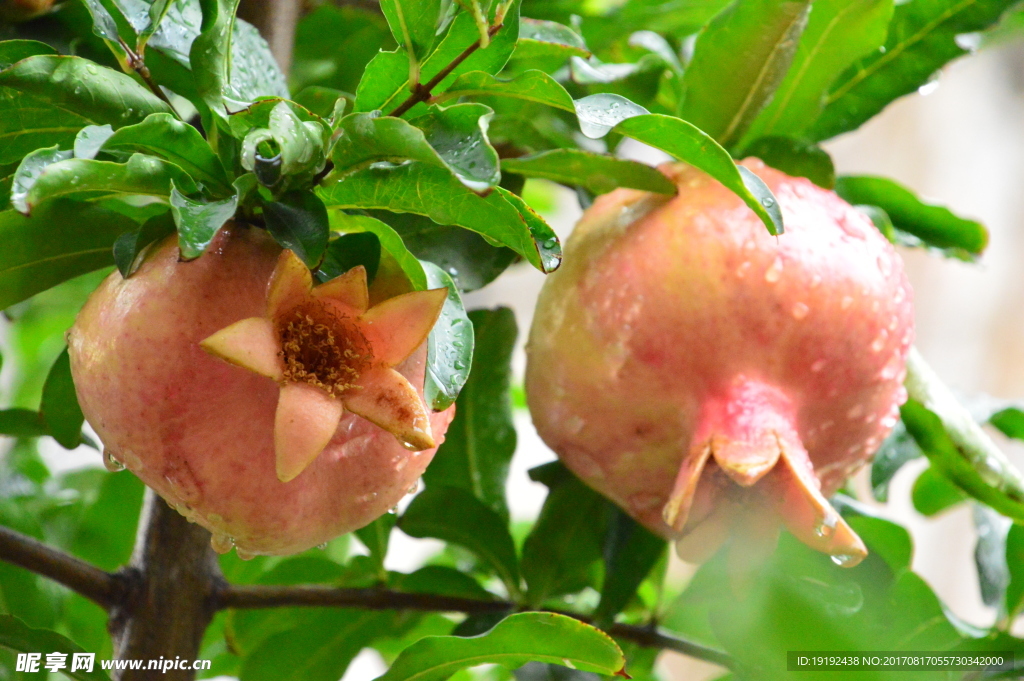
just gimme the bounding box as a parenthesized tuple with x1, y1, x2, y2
(525, 160, 913, 567)
(68, 226, 455, 556)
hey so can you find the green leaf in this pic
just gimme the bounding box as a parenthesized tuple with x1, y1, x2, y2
(495, 187, 560, 272)
(380, 0, 444, 65)
(263, 190, 330, 269)
(40, 347, 85, 449)
(399, 485, 521, 596)
(374, 612, 626, 680)
(0, 615, 112, 681)
(74, 124, 116, 160)
(420, 261, 473, 411)
(834, 175, 988, 258)
(112, 211, 176, 277)
(0, 40, 57, 65)
(810, 0, 1018, 141)
(515, 18, 590, 61)
(502, 149, 674, 195)
(371, 212, 516, 293)
(679, 0, 812, 148)
(595, 508, 665, 622)
(437, 70, 575, 111)
(13, 153, 196, 214)
(903, 348, 1024, 520)
(68, 469, 145, 571)
(973, 504, 1012, 608)
(355, 512, 397, 576)
(739, 136, 835, 189)
(170, 182, 238, 259)
(0, 55, 173, 127)
(395, 565, 495, 601)
(101, 113, 233, 196)
(10, 145, 72, 212)
(0, 201, 134, 310)
(991, 407, 1024, 441)
(318, 162, 561, 272)
(0, 88, 91, 165)
(846, 515, 913, 574)
(870, 419, 922, 502)
(0, 409, 48, 438)
(911, 464, 968, 516)
(293, 86, 349, 120)
(424, 308, 513, 515)
(328, 212, 427, 290)
(521, 462, 608, 607)
(613, 114, 785, 235)
(355, 0, 522, 115)
(318, 232, 382, 284)
(573, 92, 650, 139)
(742, 0, 894, 143)
(292, 5, 394, 95)
(1005, 523, 1024, 618)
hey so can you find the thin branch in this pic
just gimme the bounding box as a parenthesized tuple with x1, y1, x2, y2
(116, 37, 179, 117)
(0, 525, 123, 609)
(387, 21, 504, 118)
(220, 583, 733, 669)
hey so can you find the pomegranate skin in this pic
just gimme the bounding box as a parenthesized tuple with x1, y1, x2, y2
(525, 160, 913, 562)
(68, 227, 455, 556)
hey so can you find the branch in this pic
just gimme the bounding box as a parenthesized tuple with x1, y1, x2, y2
(387, 21, 504, 118)
(220, 584, 733, 669)
(0, 524, 123, 609)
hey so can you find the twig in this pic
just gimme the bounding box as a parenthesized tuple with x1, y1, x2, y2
(0, 524, 123, 609)
(116, 37, 179, 116)
(387, 21, 504, 118)
(220, 583, 734, 669)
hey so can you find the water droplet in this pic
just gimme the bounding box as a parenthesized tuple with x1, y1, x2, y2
(831, 552, 862, 567)
(563, 659, 577, 670)
(791, 302, 809, 320)
(871, 330, 888, 353)
(811, 359, 827, 372)
(814, 513, 838, 538)
(761, 197, 776, 208)
(317, 542, 328, 550)
(235, 548, 256, 561)
(407, 479, 421, 496)
(454, 360, 467, 370)
(210, 534, 234, 554)
(400, 440, 420, 451)
(764, 257, 783, 283)
(840, 296, 853, 310)
(86, 64, 98, 75)
(104, 451, 126, 472)
(566, 415, 585, 434)
(387, 505, 399, 514)
(735, 261, 751, 278)
(881, 414, 899, 429)
(163, 462, 201, 504)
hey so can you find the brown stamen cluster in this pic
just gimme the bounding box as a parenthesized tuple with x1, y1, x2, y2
(278, 301, 371, 396)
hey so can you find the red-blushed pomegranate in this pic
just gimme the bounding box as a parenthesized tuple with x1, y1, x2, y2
(525, 160, 913, 567)
(68, 226, 455, 556)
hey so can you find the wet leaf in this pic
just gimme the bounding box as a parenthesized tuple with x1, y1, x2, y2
(438, 70, 575, 111)
(0, 615, 111, 681)
(328, 212, 427, 290)
(318, 232, 382, 285)
(420, 261, 473, 411)
(170, 182, 238, 259)
(39, 347, 85, 449)
(739, 136, 835, 189)
(911, 465, 968, 516)
(112, 211, 176, 277)
(380, 0, 444, 65)
(262, 190, 330, 269)
(595, 507, 666, 622)
(502, 149, 674, 195)
(870, 420, 923, 502)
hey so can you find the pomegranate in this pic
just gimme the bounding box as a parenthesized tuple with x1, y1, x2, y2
(68, 226, 455, 556)
(525, 160, 913, 567)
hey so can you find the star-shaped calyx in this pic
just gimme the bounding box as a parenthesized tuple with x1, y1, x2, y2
(200, 249, 448, 483)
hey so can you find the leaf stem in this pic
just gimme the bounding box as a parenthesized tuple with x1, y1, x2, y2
(387, 21, 504, 118)
(116, 36, 180, 118)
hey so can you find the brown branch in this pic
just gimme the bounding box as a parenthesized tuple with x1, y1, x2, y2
(387, 21, 504, 118)
(0, 524, 123, 609)
(220, 583, 734, 669)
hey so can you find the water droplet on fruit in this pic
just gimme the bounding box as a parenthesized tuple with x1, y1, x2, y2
(811, 359, 827, 372)
(566, 415, 585, 433)
(317, 542, 328, 550)
(847, 404, 864, 419)
(735, 261, 751, 278)
(163, 462, 201, 504)
(764, 257, 783, 283)
(871, 330, 888, 353)
(814, 513, 838, 538)
(400, 440, 419, 451)
(407, 479, 421, 496)
(235, 548, 256, 561)
(841, 296, 853, 310)
(104, 451, 126, 472)
(791, 302, 809, 320)
(210, 533, 234, 554)
(831, 552, 861, 567)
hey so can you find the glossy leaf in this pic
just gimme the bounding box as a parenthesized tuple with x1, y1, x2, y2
(595, 508, 665, 621)
(10, 145, 72, 213)
(170, 183, 238, 260)
(903, 348, 1024, 520)
(420, 261, 473, 412)
(739, 136, 835, 189)
(424, 308, 512, 514)
(845, 515, 913, 574)
(502, 149, 674, 195)
(834, 175, 987, 257)
(399, 485, 521, 596)
(0, 615, 111, 681)
(0, 55, 173, 127)
(810, 0, 1018, 141)
(328, 212, 427, 290)
(318, 162, 561, 273)
(521, 462, 608, 607)
(101, 113, 232, 196)
(374, 612, 626, 681)
(991, 407, 1024, 441)
(573, 93, 649, 139)
(911, 465, 968, 516)
(742, 0, 894, 143)
(355, 513, 397, 577)
(263, 190, 330, 269)
(0, 39, 57, 65)
(679, 0, 812, 148)
(0, 201, 134, 310)
(112, 212, 176, 278)
(74, 124, 116, 160)
(39, 347, 85, 449)
(515, 18, 590, 62)
(13, 153, 196, 215)
(0, 409, 48, 437)
(614, 114, 785, 235)
(291, 5, 394, 95)
(318, 233, 382, 285)
(437, 70, 575, 111)
(973, 504, 1011, 608)
(380, 0, 444, 65)
(0, 88, 90, 165)
(67, 469, 145, 571)
(870, 420, 923, 502)
(1005, 523, 1024, 618)
(355, 0, 521, 115)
